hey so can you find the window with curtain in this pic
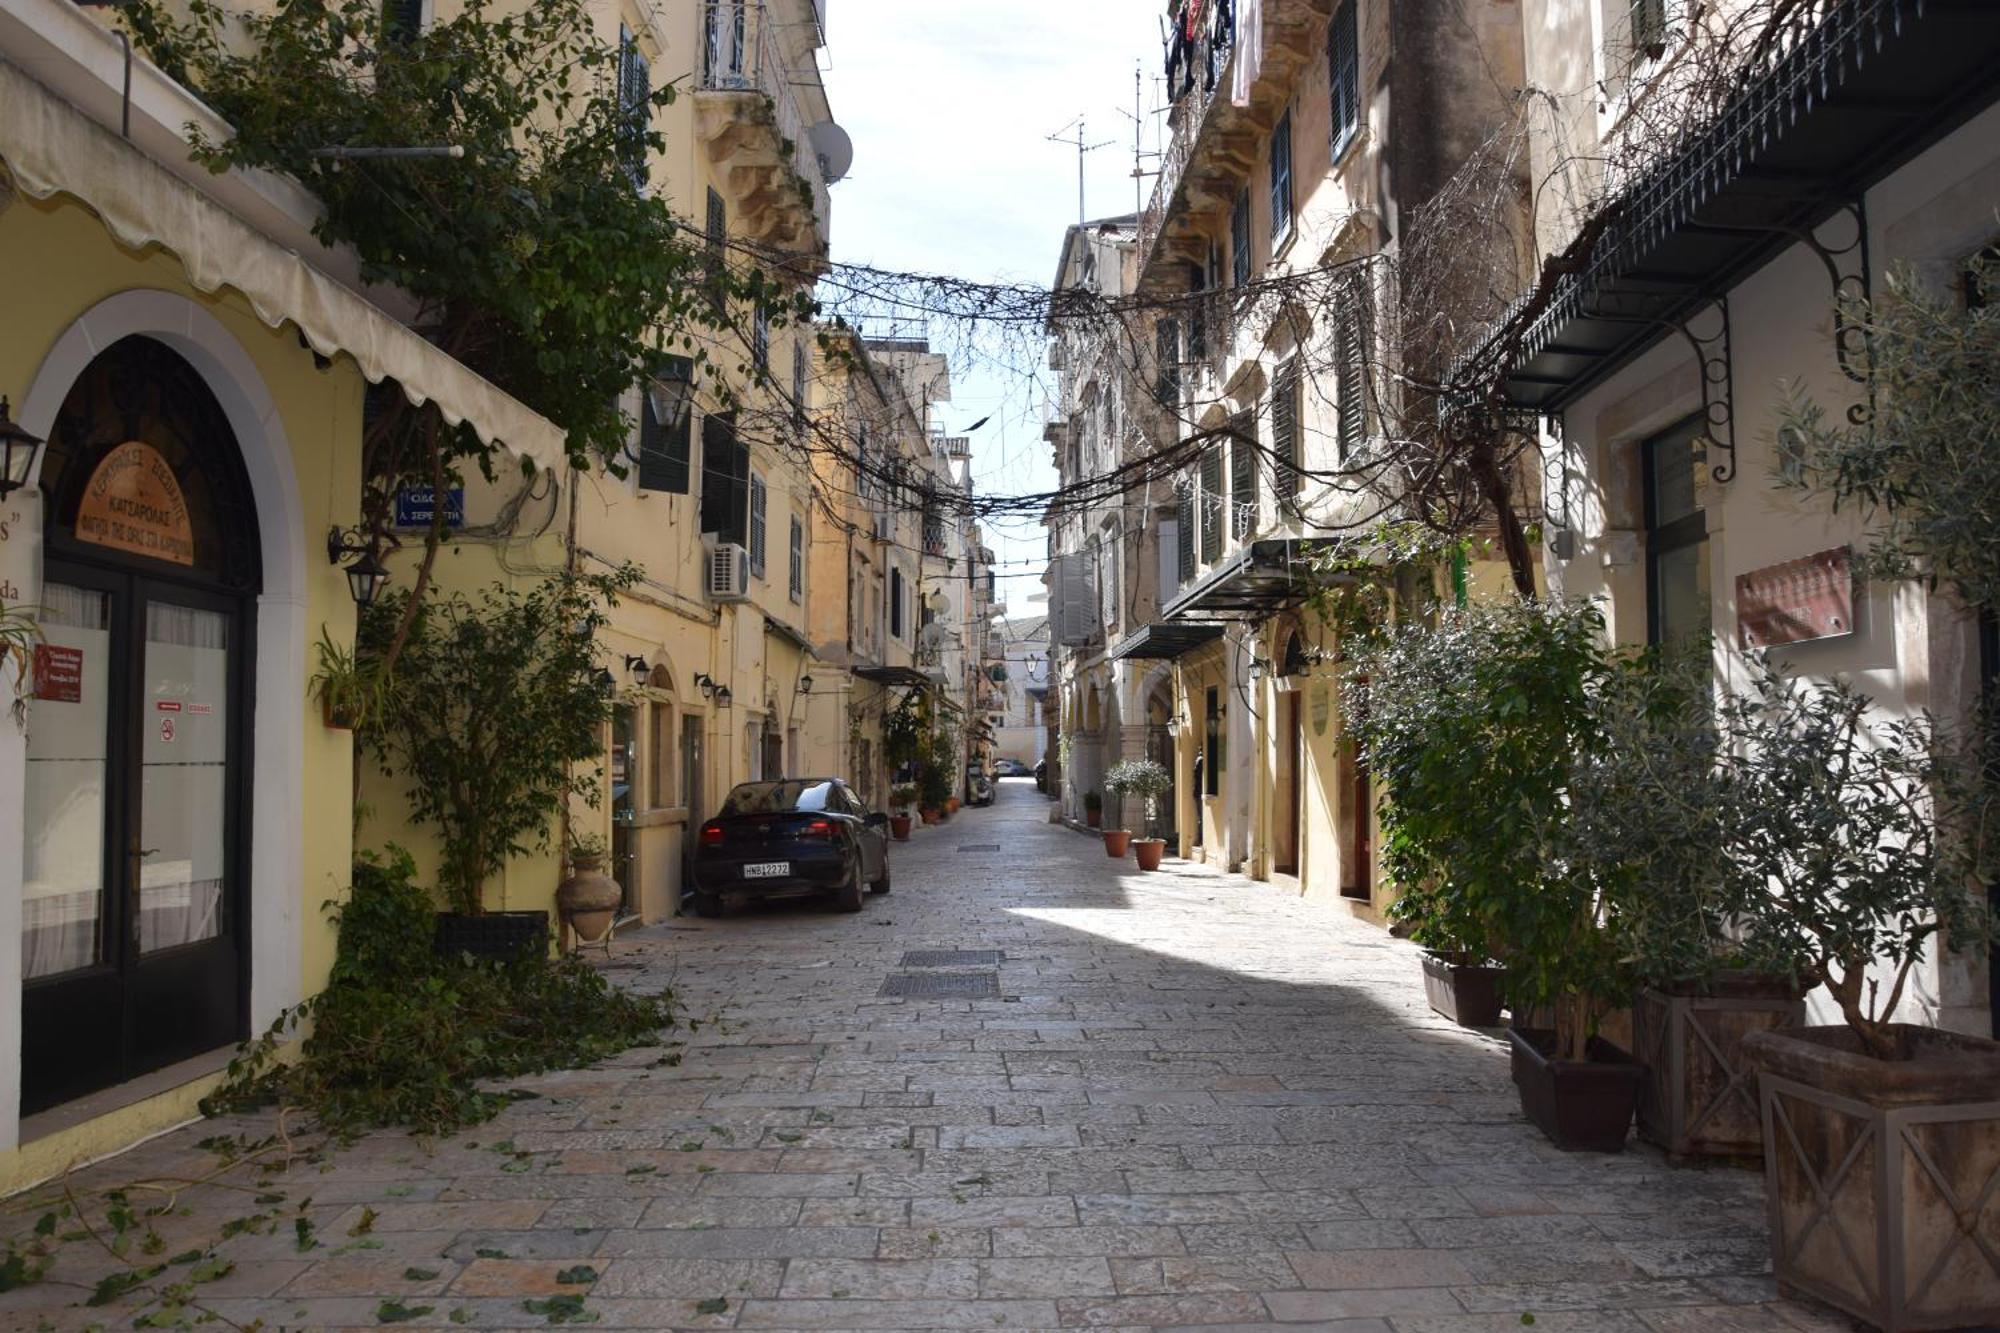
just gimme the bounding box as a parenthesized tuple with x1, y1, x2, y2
(1269, 110, 1294, 246)
(1327, 1, 1359, 155)
(650, 701, 675, 809)
(23, 584, 111, 980)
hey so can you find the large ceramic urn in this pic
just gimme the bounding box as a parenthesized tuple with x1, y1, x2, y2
(557, 851, 622, 947)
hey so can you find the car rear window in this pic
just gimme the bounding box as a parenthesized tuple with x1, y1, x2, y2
(719, 781, 837, 815)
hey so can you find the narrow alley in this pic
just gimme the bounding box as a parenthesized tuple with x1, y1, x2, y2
(1, 779, 1844, 1331)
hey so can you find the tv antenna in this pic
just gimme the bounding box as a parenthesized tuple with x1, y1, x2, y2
(1046, 116, 1114, 230)
(1118, 62, 1164, 219)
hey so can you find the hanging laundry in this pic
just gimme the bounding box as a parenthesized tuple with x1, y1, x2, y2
(1231, 0, 1262, 107)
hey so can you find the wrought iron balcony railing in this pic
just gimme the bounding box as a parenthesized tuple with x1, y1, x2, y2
(698, 1, 831, 238)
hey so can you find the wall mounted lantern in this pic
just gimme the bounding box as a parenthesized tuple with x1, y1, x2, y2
(325, 525, 390, 608)
(623, 654, 652, 678)
(693, 672, 716, 699)
(797, 675, 813, 694)
(0, 397, 47, 499)
(593, 667, 616, 698)
(714, 685, 733, 708)
(646, 354, 696, 434)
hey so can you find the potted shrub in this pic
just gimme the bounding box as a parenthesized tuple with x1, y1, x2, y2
(1106, 758, 1173, 870)
(556, 831, 621, 948)
(888, 783, 917, 840)
(917, 760, 952, 827)
(1723, 667, 2000, 1331)
(1569, 645, 1810, 1159)
(308, 628, 394, 731)
(1349, 599, 1644, 1148)
(360, 571, 633, 959)
(1082, 789, 1103, 829)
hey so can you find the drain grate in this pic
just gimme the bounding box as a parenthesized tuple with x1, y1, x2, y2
(956, 843, 1002, 853)
(879, 972, 1000, 999)
(900, 950, 1004, 968)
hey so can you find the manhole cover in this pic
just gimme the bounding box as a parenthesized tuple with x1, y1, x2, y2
(879, 972, 1000, 999)
(957, 844, 1002, 853)
(900, 950, 1004, 968)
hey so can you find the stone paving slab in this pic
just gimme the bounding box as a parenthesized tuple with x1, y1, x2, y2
(0, 781, 1861, 1330)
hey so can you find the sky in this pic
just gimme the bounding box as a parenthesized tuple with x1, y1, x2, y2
(818, 0, 1165, 621)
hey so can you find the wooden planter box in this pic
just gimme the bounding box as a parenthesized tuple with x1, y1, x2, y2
(433, 910, 549, 961)
(1421, 952, 1504, 1027)
(1633, 973, 1804, 1159)
(1743, 1024, 2000, 1332)
(1509, 1028, 1644, 1153)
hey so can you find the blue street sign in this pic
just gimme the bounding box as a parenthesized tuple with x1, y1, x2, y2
(394, 486, 465, 529)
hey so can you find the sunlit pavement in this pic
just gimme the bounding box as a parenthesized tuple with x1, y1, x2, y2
(1, 778, 1857, 1331)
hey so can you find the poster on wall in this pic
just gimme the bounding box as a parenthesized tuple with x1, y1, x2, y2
(32, 644, 83, 703)
(76, 441, 195, 566)
(1737, 546, 1854, 649)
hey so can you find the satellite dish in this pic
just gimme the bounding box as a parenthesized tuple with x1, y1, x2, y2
(809, 121, 854, 183)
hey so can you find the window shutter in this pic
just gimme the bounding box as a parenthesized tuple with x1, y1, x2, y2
(1336, 304, 1365, 458)
(1187, 261, 1208, 363)
(700, 411, 748, 547)
(1199, 445, 1224, 562)
(752, 304, 770, 370)
(616, 27, 650, 188)
(1328, 2, 1359, 153)
(636, 392, 691, 494)
(1229, 415, 1257, 539)
(1231, 191, 1251, 287)
(792, 343, 809, 429)
(890, 568, 905, 639)
(1177, 491, 1195, 584)
(1272, 359, 1301, 497)
(705, 188, 728, 308)
(382, 0, 423, 44)
(749, 475, 768, 575)
(1269, 111, 1293, 244)
(1045, 557, 1066, 644)
(1630, 0, 1667, 56)
(788, 515, 804, 600)
(1155, 319, 1181, 407)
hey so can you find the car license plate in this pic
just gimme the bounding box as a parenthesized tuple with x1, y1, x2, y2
(742, 862, 790, 879)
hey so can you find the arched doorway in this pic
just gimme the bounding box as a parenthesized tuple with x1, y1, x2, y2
(20, 336, 262, 1113)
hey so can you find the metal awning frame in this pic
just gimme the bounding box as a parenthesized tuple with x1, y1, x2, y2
(1161, 537, 1348, 623)
(1108, 621, 1227, 661)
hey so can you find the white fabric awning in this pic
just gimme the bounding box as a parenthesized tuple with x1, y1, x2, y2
(0, 57, 569, 473)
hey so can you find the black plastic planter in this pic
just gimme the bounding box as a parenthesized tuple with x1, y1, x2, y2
(433, 910, 550, 961)
(1509, 1028, 1644, 1152)
(1421, 952, 1505, 1027)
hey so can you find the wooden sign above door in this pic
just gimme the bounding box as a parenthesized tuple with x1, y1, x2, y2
(76, 441, 195, 566)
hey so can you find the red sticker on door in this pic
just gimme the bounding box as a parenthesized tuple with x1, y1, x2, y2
(156, 700, 183, 712)
(33, 644, 83, 703)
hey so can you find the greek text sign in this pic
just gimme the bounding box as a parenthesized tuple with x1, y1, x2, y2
(1737, 546, 1854, 649)
(76, 442, 195, 566)
(394, 486, 465, 529)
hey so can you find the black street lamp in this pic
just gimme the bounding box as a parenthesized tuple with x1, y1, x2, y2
(0, 397, 46, 499)
(646, 354, 696, 433)
(326, 525, 390, 608)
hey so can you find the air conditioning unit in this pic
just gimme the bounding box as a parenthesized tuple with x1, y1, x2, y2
(706, 542, 751, 602)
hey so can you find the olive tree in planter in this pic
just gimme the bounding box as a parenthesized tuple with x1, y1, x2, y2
(360, 568, 635, 958)
(1723, 667, 1999, 1330)
(1573, 645, 1808, 1159)
(1105, 758, 1173, 870)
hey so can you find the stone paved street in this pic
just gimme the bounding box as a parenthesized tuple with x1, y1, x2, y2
(1, 779, 1857, 1331)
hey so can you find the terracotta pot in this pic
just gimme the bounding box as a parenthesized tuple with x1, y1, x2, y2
(889, 814, 913, 840)
(1084, 807, 1102, 828)
(1509, 1028, 1643, 1152)
(1421, 952, 1505, 1028)
(946, 797, 960, 814)
(557, 854, 621, 945)
(1743, 1024, 2000, 1331)
(1132, 837, 1165, 871)
(1103, 829, 1131, 858)
(322, 696, 358, 730)
(919, 807, 939, 826)
(1633, 972, 1803, 1158)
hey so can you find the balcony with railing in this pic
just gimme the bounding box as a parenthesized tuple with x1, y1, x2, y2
(1137, 0, 1333, 291)
(696, 1, 835, 268)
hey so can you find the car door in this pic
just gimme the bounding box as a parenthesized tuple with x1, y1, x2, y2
(841, 783, 886, 880)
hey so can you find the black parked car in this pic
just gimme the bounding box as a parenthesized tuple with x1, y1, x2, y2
(692, 778, 891, 916)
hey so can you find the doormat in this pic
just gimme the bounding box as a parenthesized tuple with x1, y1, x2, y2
(957, 844, 1002, 853)
(899, 950, 1004, 968)
(879, 972, 1000, 999)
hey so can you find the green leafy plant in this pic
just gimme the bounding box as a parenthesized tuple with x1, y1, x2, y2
(1346, 599, 1624, 1059)
(567, 831, 608, 863)
(309, 627, 395, 731)
(204, 847, 674, 1134)
(888, 782, 918, 814)
(360, 570, 634, 915)
(0, 598, 44, 727)
(882, 692, 926, 770)
(1103, 758, 1172, 837)
(1716, 663, 1996, 1059)
(1775, 256, 2000, 608)
(1081, 789, 1103, 815)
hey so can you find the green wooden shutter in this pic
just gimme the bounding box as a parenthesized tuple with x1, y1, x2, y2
(1230, 415, 1257, 539)
(1199, 445, 1223, 562)
(1336, 307, 1365, 458)
(749, 475, 768, 575)
(1177, 490, 1195, 584)
(1328, 2, 1359, 153)
(1272, 359, 1301, 497)
(700, 411, 747, 547)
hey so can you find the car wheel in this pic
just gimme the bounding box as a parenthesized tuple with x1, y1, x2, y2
(834, 867, 865, 913)
(869, 863, 891, 895)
